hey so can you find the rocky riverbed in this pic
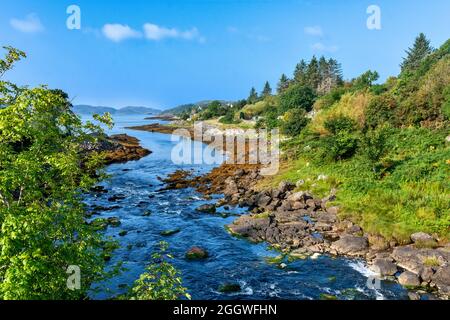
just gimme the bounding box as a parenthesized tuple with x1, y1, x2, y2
(114, 120, 450, 299)
(162, 165, 450, 300)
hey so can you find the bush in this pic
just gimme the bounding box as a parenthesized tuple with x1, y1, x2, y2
(279, 84, 316, 114)
(219, 109, 240, 124)
(324, 115, 357, 134)
(255, 108, 279, 130)
(324, 131, 359, 160)
(365, 93, 398, 128)
(361, 126, 392, 163)
(281, 110, 309, 136)
(313, 87, 347, 110)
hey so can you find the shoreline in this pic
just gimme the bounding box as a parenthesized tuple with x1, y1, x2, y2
(126, 121, 450, 300)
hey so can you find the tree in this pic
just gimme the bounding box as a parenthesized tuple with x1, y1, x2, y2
(200, 100, 225, 120)
(262, 81, 272, 97)
(401, 33, 433, 73)
(277, 74, 290, 93)
(279, 84, 316, 114)
(293, 60, 308, 84)
(248, 87, 258, 104)
(352, 70, 379, 90)
(317, 58, 344, 95)
(280, 109, 309, 136)
(0, 47, 114, 299)
(306, 56, 321, 90)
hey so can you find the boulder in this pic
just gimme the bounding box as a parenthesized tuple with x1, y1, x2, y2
(185, 247, 209, 260)
(431, 266, 450, 295)
(223, 178, 239, 196)
(160, 229, 181, 236)
(410, 232, 437, 247)
(398, 271, 420, 287)
(370, 258, 398, 276)
(368, 234, 390, 251)
(196, 204, 216, 214)
(107, 217, 121, 227)
(419, 266, 435, 283)
(411, 232, 434, 243)
(256, 193, 272, 207)
(218, 283, 241, 293)
(331, 235, 369, 256)
(278, 181, 295, 193)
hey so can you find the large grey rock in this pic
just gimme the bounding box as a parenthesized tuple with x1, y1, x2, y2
(370, 258, 398, 276)
(391, 246, 449, 275)
(223, 178, 239, 196)
(432, 266, 450, 295)
(398, 271, 420, 287)
(278, 181, 295, 193)
(411, 232, 435, 243)
(196, 204, 216, 214)
(331, 235, 369, 256)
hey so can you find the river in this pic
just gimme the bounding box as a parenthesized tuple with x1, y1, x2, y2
(82, 114, 408, 300)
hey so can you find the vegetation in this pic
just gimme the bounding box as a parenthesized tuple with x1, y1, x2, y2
(130, 242, 190, 300)
(252, 34, 450, 242)
(0, 46, 189, 300)
(0, 46, 113, 299)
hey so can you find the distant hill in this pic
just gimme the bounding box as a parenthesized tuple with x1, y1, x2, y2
(73, 105, 161, 115)
(162, 100, 230, 115)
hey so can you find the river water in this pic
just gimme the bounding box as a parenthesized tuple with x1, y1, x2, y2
(83, 115, 408, 300)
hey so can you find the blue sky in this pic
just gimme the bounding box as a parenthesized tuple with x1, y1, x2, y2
(1, 0, 449, 109)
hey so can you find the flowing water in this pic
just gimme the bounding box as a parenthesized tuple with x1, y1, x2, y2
(83, 115, 408, 300)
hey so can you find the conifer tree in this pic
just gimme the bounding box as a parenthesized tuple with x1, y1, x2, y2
(277, 74, 290, 93)
(262, 81, 272, 97)
(401, 33, 433, 73)
(248, 87, 258, 104)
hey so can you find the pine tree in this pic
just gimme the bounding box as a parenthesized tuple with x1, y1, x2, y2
(262, 81, 272, 97)
(328, 58, 343, 85)
(293, 60, 308, 84)
(277, 74, 290, 93)
(306, 56, 320, 90)
(401, 33, 433, 73)
(248, 87, 258, 104)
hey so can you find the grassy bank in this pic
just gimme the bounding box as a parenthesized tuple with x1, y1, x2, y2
(258, 126, 449, 243)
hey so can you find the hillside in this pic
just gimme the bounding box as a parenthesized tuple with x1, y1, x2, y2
(162, 100, 231, 115)
(190, 35, 450, 242)
(73, 105, 161, 116)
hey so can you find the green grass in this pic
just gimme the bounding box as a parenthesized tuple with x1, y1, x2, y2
(258, 127, 450, 242)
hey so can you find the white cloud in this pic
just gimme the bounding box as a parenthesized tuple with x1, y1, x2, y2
(10, 13, 44, 33)
(143, 23, 204, 42)
(304, 26, 323, 37)
(311, 42, 338, 53)
(102, 24, 142, 42)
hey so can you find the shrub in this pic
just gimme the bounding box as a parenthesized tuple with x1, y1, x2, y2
(279, 84, 316, 114)
(255, 108, 279, 130)
(365, 93, 398, 128)
(310, 92, 372, 135)
(324, 131, 359, 160)
(324, 115, 356, 134)
(130, 242, 190, 300)
(313, 87, 347, 111)
(361, 126, 392, 163)
(281, 109, 309, 136)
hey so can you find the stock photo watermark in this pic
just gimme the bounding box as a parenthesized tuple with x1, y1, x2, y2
(367, 5, 381, 30)
(66, 5, 81, 30)
(66, 265, 81, 291)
